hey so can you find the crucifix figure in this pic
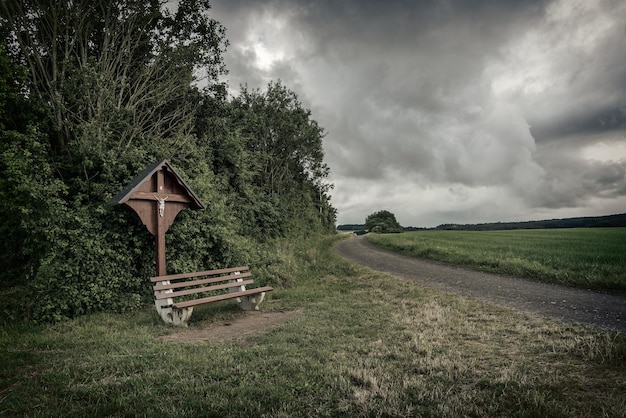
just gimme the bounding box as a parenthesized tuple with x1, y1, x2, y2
(154, 195, 168, 217)
(109, 160, 205, 276)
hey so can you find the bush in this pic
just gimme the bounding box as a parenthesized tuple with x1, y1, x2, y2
(365, 210, 404, 233)
(28, 205, 152, 322)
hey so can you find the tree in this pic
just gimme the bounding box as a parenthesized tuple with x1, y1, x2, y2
(229, 82, 328, 194)
(0, 43, 67, 287)
(0, 0, 228, 185)
(222, 81, 335, 238)
(365, 210, 403, 233)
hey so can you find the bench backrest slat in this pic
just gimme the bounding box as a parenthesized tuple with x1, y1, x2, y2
(149, 266, 249, 283)
(153, 271, 252, 291)
(154, 279, 255, 300)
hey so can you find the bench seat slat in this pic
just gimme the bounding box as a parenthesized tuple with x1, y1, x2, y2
(154, 279, 255, 300)
(149, 266, 249, 283)
(172, 286, 274, 309)
(153, 272, 252, 291)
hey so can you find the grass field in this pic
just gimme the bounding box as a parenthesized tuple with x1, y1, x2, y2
(1, 235, 625, 417)
(368, 228, 626, 294)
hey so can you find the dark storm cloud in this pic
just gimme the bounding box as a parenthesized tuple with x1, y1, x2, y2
(210, 0, 626, 226)
(531, 106, 626, 143)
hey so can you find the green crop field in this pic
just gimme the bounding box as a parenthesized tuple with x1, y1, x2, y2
(368, 228, 626, 294)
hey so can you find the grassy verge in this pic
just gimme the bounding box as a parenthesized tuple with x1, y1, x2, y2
(368, 228, 626, 293)
(1, 235, 625, 417)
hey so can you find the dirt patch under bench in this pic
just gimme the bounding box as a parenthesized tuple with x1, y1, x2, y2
(159, 309, 304, 344)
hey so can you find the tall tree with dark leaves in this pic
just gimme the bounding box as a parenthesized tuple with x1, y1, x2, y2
(227, 82, 335, 237)
(0, 44, 66, 288)
(0, 0, 228, 189)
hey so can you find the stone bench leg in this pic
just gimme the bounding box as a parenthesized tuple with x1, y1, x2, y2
(238, 292, 266, 311)
(228, 272, 266, 310)
(155, 282, 193, 327)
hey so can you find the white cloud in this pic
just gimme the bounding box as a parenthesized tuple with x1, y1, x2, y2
(581, 135, 626, 162)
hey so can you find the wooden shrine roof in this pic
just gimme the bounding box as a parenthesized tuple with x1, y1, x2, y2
(108, 159, 205, 210)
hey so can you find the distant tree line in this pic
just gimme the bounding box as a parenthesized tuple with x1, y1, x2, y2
(434, 213, 626, 231)
(0, 0, 335, 322)
(337, 224, 367, 231)
(338, 213, 626, 232)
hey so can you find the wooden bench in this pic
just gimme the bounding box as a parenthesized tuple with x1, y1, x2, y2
(150, 266, 273, 326)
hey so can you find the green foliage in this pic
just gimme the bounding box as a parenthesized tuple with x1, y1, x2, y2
(167, 206, 260, 274)
(204, 81, 336, 241)
(0, 44, 67, 287)
(365, 210, 404, 233)
(0, 3, 336, 322)
(30, 206, 152, 322)
(0, 127, 67, 286)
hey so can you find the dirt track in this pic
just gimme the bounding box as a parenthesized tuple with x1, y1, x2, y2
(335, 235, 626, 333)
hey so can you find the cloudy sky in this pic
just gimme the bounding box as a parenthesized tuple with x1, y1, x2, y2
(209, 0, 626, 227)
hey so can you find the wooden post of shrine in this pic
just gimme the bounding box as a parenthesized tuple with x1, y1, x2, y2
(109, 160, 205, 276)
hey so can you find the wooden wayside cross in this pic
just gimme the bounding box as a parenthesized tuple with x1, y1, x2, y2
(109, 160, 205, 276)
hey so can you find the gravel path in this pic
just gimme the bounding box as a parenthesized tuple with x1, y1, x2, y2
(335, 235, 626, 333)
